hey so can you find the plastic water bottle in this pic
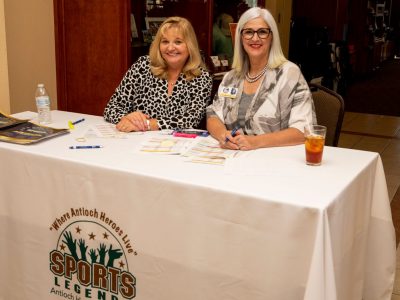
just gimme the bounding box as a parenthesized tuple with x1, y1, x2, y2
(35, 83, 51, 124)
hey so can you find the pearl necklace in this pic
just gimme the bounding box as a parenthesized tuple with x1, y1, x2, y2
(245, 65, 268, 83)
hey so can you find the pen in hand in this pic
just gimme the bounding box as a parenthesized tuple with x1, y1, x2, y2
(225, 126, 240, 142)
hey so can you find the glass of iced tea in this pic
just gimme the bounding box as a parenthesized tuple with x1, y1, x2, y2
(304, 125, 327, 166)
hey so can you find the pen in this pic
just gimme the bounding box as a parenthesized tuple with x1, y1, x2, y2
(173, 132, 197, 138)
(68, 118, 85, 129)
(174, 129, 209, 137)
(225, 126, 240, 142)
(72, 118, 85, 125)
(69, 145, 103, 149)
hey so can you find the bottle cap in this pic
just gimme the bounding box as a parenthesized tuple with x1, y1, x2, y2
(37, 83, 44, 87)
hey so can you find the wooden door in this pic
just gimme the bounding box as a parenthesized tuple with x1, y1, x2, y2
(265, 0, 293, 56)
(54, 0, 131, 116)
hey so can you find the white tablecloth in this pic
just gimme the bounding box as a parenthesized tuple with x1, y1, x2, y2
(0, 110, 396, 300)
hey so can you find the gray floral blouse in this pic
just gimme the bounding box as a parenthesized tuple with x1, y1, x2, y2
(207, 61, 316, 134)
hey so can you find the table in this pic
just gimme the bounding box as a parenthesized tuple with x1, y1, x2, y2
(0, 110, 396, 300)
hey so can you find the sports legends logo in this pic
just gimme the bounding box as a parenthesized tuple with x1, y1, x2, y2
(49, 207, 137, 299)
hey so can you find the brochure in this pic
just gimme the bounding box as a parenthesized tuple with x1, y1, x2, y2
(0, 111, 69, 145)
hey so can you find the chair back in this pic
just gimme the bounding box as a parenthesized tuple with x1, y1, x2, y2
(309, 83, 345, 147)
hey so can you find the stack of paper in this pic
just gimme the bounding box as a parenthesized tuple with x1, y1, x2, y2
(140, 136, 194, 154)
(182, 137, 239, 165)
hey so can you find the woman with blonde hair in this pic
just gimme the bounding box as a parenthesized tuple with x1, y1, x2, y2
(207, 7, 316, 150)
(104, 16, 212, 131)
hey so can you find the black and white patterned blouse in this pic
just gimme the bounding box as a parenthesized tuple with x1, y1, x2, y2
(104, 56, 212, 129)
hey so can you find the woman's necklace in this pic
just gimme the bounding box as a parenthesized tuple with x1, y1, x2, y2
(167, 77, 178, 96)
(245, 65, 268, 83)
(167, 75, 179, 88)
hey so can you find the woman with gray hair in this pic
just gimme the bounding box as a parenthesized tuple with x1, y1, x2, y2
(206, 7, 316, 150)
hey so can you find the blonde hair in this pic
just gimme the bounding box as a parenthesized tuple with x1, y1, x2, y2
(232, 7, 287, 76)
(149, 16, 205, 80)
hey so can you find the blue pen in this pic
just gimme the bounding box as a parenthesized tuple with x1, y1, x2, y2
(225, 126, 240, 142)
(72, 118, 85, 125)
(69, 145, 103, 149)
(68, 118, 85, 129)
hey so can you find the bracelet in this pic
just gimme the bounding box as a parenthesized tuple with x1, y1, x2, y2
(146, 119, 150, 131)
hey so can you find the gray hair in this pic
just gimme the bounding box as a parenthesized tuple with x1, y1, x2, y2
(231, 7, 287, 75)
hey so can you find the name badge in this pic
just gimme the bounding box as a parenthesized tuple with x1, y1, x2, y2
(219, 86, 238, 98)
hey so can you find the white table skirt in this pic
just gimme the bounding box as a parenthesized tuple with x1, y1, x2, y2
(0, 110, 396, 300)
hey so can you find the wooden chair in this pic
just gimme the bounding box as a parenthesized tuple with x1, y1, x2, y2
(308, 83, 345, 147)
